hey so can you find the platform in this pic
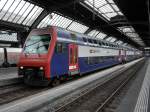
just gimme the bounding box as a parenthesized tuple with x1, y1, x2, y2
(116, 58, 150, 112)
(0, 58, 144, 112)
(0, 67, 22, 86)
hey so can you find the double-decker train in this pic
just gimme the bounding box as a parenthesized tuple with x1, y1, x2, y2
(18, 26, 143, 86)
(0, 48, 22, 67)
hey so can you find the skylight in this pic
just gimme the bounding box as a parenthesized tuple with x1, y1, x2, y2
(82, 0, 145, 46)
(123, 43, 128, 46)
(67, 21, 89, 33)
(0, 0, 43, 26)
(96, 32, 107, 39)
(83, 0, 123, 21)
(118, 26, 145, 46)
(38, 13, 73, 29)
(116, 40, 123, 45)
(87, 30, 99, 37)
(0, 32, 17, 42)
(105, 37, 113, 41)
(87, 30, 108, 40)
(38, 12, 89, 34)
(0, 43, 11, 47)
(106, 37, 116, 42)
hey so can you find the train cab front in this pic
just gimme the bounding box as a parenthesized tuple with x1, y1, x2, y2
(18, 27, 56, 86)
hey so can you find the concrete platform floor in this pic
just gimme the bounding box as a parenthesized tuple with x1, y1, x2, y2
(0, 58, 144, 112)
(0, 67, 22, 86)
(116, 58, 150, 112)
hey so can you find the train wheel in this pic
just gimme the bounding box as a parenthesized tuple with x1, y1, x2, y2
(51, 78, 60, 87)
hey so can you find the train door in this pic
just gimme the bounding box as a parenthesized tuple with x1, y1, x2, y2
(118, 49, 122, 62)
(69, 44, 79, 75)
(124, 50, 127, 61)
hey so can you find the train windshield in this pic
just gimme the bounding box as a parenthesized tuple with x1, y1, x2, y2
(24, 34, 51, 54)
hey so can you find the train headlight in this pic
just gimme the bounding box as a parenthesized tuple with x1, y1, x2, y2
(20, 66, 24, 69)
(39, 67, 44, 70)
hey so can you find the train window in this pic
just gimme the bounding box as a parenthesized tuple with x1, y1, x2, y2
(93, 39, 97, 44)
(83, 37, 87, 42)
(99, 42, 101, 46)
(86, 57, 105, 65)
(70, 48, 73, 64)
(62, 43, 67, 52)
(74, 47, 78, 63)
(88, 39, 93, 43)
(78, 36, 83, 42)
(103, 42, 106, 46)
(106, 43, 109, 46)
(101, 42, 105, 46)
(56, 43, 62, 53)
(55, 43, 67, 53)
(87, 57, 90, 64)
(24, 34, 51, 54)
(70, 33, 77, 41)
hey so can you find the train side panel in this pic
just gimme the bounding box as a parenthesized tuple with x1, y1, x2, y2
(6, 48, 22, 65)
(126, 50, 135, 61)
(78, 45, 120, 74)
(0, 48, 4, 66)
(50, 43, 69, 78)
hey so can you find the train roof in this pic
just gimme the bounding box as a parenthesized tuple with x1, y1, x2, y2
(56, 27, 134, 50)
(34, 26, 138, 51)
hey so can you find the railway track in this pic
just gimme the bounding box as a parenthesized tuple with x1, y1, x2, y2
(0, 71, 107, 105)
(0, 63, 125, 106)
(95, 66, 137, 112)
(0, 59, 144, 112)
(53, 60, 144, 112)
(0, 84, 53, 105)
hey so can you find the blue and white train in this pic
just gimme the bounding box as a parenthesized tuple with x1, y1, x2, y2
(18, 26, 143, 86)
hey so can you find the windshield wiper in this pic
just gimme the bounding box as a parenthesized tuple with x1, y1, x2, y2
(25, 40, 41, 48)
(37, 43, 49, 56)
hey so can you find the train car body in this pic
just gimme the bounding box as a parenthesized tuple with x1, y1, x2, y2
(0, 48, 4, 66)
(18, 26, 142, 86)
(6, 48, 22, 66)
(0, 48, 22, 67)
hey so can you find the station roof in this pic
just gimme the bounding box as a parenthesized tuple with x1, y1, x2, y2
(0, 0, 43, 26)
(84, 0, 123, 21)
(0, 0, 149, 48)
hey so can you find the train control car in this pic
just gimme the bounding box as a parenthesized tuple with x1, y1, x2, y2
(0, 48, 22, 67)
(18, 26, 142, 86)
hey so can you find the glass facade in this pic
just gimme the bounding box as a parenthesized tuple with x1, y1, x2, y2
(38, 12, 89, 34)
(0, 32, 18, 42)
(118, 26, 144, 46)
(0, 0, 43, 26)
(83, 0, 123, 21)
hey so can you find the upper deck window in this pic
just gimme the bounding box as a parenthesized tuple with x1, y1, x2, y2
(24, 34, 51, 54)
(70, 33, 77, 41)
(93, 39, 98, 44)
(88, 38, 93, 43)
(83, 37, 87, 42)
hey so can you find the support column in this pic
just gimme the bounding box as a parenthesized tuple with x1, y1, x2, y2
(17, 32, 28, 48)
